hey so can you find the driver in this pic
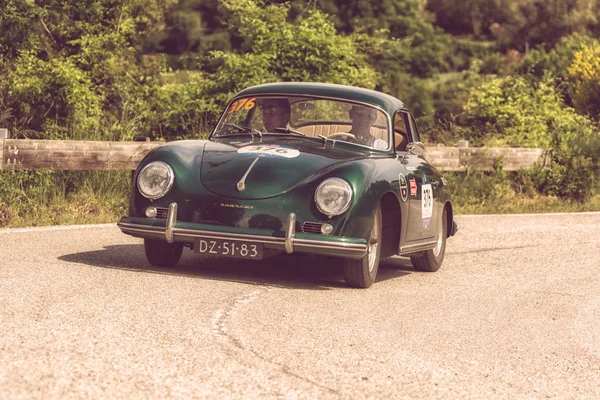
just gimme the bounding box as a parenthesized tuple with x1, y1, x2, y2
(348, 105, 387, 149)
(260, 98, 291, 132)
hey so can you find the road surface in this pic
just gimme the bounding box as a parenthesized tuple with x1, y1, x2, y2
(1, 213, 599, 399)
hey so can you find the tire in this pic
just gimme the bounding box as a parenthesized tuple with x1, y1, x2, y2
(410, 207, 447, 272)
(144, 238, 184, 267)
(343, 204, 382, 288)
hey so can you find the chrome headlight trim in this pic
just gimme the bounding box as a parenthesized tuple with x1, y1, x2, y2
(137, 161, 175, 200)
(314, 178, 353, 218)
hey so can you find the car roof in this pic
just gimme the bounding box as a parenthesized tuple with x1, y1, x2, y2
(235, 82, 406, 115)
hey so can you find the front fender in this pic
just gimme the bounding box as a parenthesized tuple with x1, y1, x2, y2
(322, 159, 396, 240)
(129, 140, 209, 216)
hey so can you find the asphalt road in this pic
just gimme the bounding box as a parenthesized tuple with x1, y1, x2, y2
(1, 213, 599, 399)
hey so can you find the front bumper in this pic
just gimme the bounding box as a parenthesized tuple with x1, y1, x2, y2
(118, 203, 368, 259)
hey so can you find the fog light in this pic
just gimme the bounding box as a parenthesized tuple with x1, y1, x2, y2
(321, 224, 333, 235)
(145, 207, 157, 218)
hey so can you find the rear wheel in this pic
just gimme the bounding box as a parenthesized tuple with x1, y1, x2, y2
(144, 239, 183, 267)
(343, 204, 382, 288)
(410, 207, 447, 272)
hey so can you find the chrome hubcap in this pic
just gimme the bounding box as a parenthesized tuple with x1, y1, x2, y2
(367, 214, 379, 272)
(433, 219, 443, 258)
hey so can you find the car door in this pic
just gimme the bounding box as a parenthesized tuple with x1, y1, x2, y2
(395, 111, 439, 242)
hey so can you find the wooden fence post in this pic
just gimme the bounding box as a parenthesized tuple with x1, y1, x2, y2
(0, 129, 7, 170)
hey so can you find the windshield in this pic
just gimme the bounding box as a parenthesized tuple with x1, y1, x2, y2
(212, 95, 391, 150)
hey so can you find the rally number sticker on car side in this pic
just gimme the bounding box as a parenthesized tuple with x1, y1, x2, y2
(238, 145, 300, 159)
(422, 183, 433, 219)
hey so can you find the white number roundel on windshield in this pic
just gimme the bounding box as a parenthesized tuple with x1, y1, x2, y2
(238, 145, 300, 159)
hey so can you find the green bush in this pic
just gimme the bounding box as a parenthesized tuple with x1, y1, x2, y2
(517, 33, 600, 109)
(0, 170, 129, 227)
(8, 51, 103, 139)
(208, 0, 378, 99)
(568, 42, 600, 121)
(462, 74, 600, 201)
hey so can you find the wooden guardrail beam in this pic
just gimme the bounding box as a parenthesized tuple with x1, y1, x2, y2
(0, 139, 545, 172)
(425, 146, 545, 171)
(0, 139, 160, 171)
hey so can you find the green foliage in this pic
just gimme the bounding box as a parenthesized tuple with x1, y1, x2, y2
(463, 74, 600, 200)
(447, 170, 600, 214)
(209, 0, 378, 98)
(463, 75, 557, 147)
(517, 34, 597, 78)
(0, 170, 129, 227)
(8, 51, 103, 139)
(3, 0, 600, 221)
(498, 0, 598, 51)
(568, 42, 600, 120)
(0, 0, 46, 59)
(426, 0, 512, 38)
(516, 33, 600, 109)
(150, 0, 231, 56)
(138, 71, 218, 140)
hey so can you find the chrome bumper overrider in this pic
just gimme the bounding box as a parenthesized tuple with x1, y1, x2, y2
(118, 203, 368, 259)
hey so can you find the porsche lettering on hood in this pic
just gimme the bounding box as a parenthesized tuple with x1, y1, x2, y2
(200, 141, 352, 199)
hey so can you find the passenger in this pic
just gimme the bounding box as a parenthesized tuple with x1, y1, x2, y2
(348, 105, 387, 149)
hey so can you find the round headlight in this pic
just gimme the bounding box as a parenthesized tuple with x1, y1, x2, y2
(314, 178, 353, 218)
(137, 161, 174, 200)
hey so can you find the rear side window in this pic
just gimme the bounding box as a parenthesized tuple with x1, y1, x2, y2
(408, 113, 420, 142)
(393, 111, 410, 151)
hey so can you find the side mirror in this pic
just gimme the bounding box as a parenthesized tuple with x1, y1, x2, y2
(406, 141, 425, 156)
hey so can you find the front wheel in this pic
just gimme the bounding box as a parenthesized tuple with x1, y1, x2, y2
(343, 204, 382, 288)
(410, 207, 447, 272)
(144, 239, 183, 267)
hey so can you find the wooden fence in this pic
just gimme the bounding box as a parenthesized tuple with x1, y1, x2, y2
(0, 138, 545, 172)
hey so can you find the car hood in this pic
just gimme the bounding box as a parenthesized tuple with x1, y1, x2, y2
(200, 139, 362, 199)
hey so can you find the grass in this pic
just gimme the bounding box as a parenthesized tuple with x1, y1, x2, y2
(1, 170, 599, 229)
(0, 170, 130, 228)
(447, 170, 600, 214)
(454, 193, 600, 215)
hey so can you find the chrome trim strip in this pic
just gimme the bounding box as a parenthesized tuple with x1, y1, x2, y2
(399, 239, 437, 254)
(118, 223, 367, 256)
(237, 157, 260, 192)
(174, 228, 283, 244)
(285, 213, 296, 254)
(293, 239, 364, 251)
(165, 202, 177, 243)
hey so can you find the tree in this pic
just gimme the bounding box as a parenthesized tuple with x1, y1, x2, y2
(462, 74, 600, 200)
(207, 0, 378, 102)
(3, 0, 177, 139)
(425, 0, 514, 37)
(568, 42, 600, 120)
(497, 0, 598, 51)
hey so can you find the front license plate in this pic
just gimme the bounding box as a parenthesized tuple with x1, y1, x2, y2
(194, 238, 264, 260)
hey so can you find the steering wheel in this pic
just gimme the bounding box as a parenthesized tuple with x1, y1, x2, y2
(327, 132, 357, 141)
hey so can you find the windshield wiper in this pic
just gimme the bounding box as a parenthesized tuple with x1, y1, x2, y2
(318, 134, 335, 146)
(274, 127, 305, 136)
(222, 123, 263, 139)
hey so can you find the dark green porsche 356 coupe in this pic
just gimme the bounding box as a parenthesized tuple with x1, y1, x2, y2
(118, 82, 458, 288)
